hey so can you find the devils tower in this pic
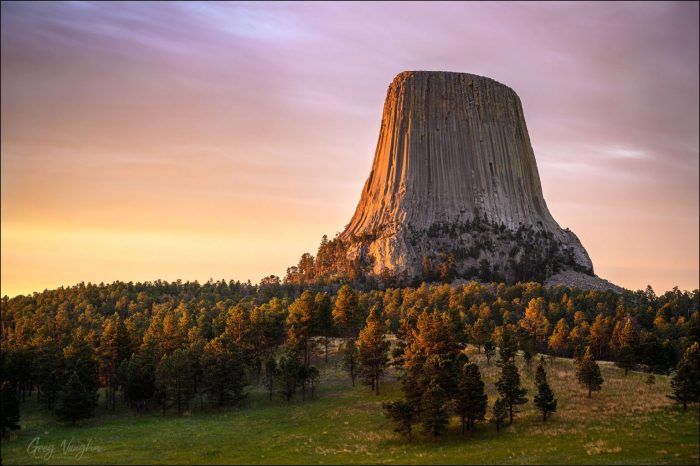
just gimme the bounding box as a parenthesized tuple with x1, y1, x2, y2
(333, 71, 594, 284)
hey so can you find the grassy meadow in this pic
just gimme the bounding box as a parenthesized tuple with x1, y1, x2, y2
(1, 342, 698, 465)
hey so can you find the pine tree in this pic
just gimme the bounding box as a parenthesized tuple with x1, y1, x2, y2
(520, 297, 550, 352)
(669, 342, 700, 411)
(535, 356, 547, 386)
(357, 306, 390, 395)
(307, 366, 320, 399)
(615, 345, 636, 376)
(98, 313, 132, 410)
(201, 340, 248, 408)
(645, 373, 656, 390)
(468, 318, 488, 354)
(421, 379, 451, 442)
(264, 355, 277, 401)
(454, 362, 488, 434)
(533, 361, 557, 421)
(119, 352, 154, 411)
(277, 348, 302, 404)
(287, 290, 316, 368)
(491, 397, 508, 433)
(494, 324, 518, 365)
(56, 371, 97, 425)
(576, 346, 604, 398)
(548, 318, 570, 357)
(383, 400, 417, 442)
(343, 338, 359, 387)
(156, 349, 194, 414)
(332, 285, 360, 339)
(495, 360, 527, 424)
(313, 292, 334, 362)
(1, 381, 20, 436)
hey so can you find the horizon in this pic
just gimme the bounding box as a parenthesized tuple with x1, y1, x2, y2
(2, 1, 699, 297)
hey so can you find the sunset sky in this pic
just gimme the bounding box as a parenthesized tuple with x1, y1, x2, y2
(1, 1, 698, 297)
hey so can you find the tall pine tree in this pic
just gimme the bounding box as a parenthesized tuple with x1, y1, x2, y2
(357, 306, 390, 395)
(383, 400, 417, 442)
(420, 379, 451, 442)
(576, 346, 604, 398)
(669, 342, 700, 411)
(56, 371, 97, 425)
(495, 360, 527, 424)
(454, 362, 488, 434)
(533, 361, 557, 421)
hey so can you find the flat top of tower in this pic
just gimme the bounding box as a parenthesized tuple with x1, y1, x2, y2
(391, 70, 517, 95)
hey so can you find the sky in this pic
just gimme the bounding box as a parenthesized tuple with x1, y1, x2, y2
(1, 1, 698, 297)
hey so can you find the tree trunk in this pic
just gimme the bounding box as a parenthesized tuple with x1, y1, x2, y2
(462, 418, 466, 435)
(588, 387, 592, 398)
(509, 403, 514, 425)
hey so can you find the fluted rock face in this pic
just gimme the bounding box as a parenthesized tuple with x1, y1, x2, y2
(340, 71, 593, 280)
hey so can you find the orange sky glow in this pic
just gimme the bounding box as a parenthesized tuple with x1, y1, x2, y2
(1, 1, 698, 297)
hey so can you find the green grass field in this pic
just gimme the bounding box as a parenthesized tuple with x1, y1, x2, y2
(2, 345, 698, 465)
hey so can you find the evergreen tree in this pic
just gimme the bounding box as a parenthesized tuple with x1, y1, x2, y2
(119, 351, 156, 412)
(383, 400, 417, 442)
(420, 379, 451, 442)
(332, 285, 361, 339)
(357, 306, 390, 394)
(494, 324, 518, 365)
(277, 348, 302, 404)
(313, 292, 334, 362)
(1, 381, 20, 437)
(200, 339, 248, 407)
(548, 318, 571, 357)
(343, 338, 359, 387)
(264, 355, 278, 401)
(645, 373, 656, 390)
(533, 361, 557, 421)
(56, 371, 97, 425)
(615, 345, 636, 376)
(63, 337, 100, 402)
(287, 290, 316, 368)
(454, 362, 488, 434)
(576, 346, 604, 398)
(468, 318, 488, 354)
(535, 356, 547, 386)
(669, 342, 699, 411)
(33, 342, 64, 411)
(307, 366, 320, 399)
(495, 360, 527, 424)
(156, 349, 194, 414)
(98, 313, 132, 410)
(491, 397, 508, 433)
(520, 297, 550, 352)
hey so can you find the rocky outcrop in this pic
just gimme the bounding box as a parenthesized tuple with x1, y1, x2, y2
(339, 71, 594, 282)
(544, 271, 623, 293)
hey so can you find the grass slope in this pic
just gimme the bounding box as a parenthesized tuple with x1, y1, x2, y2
(2, 345, 698, 465)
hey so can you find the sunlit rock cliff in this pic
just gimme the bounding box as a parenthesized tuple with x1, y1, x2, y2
(337, 71, 594, 283)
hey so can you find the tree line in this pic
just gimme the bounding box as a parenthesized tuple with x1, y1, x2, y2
(1, 279, 698, 436)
